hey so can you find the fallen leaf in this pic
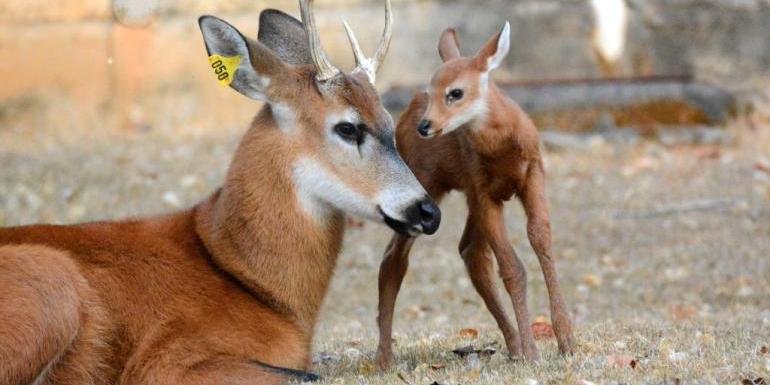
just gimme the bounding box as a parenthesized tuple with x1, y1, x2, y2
(459, 328, 479, 339)
(606, 354, 637, 368)
(692, 146, 721, 159)
(671, 304, 697, 321)
(634, 156, 658, 170)
(583, 274, 602, 288)
(756, 162, 770, 175)
(531, 321, 555, 340)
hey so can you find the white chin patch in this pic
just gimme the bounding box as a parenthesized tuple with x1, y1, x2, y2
(292, 157, 379, 225)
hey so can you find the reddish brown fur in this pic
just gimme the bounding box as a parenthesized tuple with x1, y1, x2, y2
(375, 27, 576, 368)
(0, 106, 367, 385)
(0, 9, 417, 385)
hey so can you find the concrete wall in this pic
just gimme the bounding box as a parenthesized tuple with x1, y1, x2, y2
(1, 0, 768, 120)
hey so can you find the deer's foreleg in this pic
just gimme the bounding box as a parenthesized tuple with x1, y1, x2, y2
(521, 162, 575, 355)
(375, 234, 415, 370)
(459, 215, 521, 357)
(475, 198, 538, 360)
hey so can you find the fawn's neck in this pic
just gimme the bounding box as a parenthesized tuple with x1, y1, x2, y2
(463, 84, 516, 155)
(194, 108, 345, 336)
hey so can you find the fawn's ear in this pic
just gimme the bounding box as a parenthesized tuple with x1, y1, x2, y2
(474, 21, 510, 72)
(437, 28, 461, 62)
(258, 9, 312, 66)
(199, 15, 287, 101)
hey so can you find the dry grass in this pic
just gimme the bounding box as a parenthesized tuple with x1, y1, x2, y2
(0, 96, 769, 385)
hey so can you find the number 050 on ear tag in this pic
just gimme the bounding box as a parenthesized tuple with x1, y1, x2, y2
(208, 54, 241, 87)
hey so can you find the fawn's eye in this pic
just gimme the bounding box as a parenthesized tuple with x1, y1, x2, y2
(334, 122, 365, 144)
(446, 88, 464, 104)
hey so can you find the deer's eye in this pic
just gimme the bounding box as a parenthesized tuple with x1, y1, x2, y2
(446, 88, 464, 104)
(334, 122, 364, 144)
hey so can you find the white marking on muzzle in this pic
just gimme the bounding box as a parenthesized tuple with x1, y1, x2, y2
(292, 157, 379, 225)
(376, 156, 428, 223)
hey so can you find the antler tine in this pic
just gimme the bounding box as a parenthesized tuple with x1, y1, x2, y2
(343, 21, 376, 83)
(299, 0, 340, 82)
(372, 0, 393, 73)
(342, 0, 393, 84)
(343, 21, 366, 69)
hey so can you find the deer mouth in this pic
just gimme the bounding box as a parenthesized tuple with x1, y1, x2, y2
(378, 207, 422, 237)
(422, 128, 443, 139)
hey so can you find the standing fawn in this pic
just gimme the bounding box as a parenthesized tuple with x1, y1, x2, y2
(375, 23, 575, 368)
(0, 1, 440, 384)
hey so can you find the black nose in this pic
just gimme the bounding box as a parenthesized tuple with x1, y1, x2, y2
(417, 198, 441, 235)
(417, 120, 432, 137)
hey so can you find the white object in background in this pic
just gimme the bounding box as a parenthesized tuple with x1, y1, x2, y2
(590, 0, 629, 64)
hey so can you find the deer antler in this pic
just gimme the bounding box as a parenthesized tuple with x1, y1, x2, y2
(299, 0, 340, 82)
(343, 0, 393, 84)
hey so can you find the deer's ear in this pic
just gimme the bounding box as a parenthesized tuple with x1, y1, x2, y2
(199, 15, 286, 101)
(437, 28, 461, 62)
(258, 9, 312, 66)
(474, 22, 510, 72)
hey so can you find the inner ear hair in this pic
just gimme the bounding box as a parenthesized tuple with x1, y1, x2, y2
(199, 15, 287, 101)
(475, 21, 511, 72)
(438, 28, 462, 62)
(258, 9, 312, 66)
(200, 16, 249, 57)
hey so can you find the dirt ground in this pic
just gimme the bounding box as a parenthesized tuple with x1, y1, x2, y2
(0, 96, 768, 384)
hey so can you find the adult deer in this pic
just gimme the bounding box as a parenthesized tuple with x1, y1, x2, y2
(0, 1, 440, 384)
(375, 23, 575, 368)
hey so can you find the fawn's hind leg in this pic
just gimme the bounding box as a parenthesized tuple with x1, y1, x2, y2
(459, 216, 521, 358)
(375, 234, 415, 370)
(0, 245, 110, 385)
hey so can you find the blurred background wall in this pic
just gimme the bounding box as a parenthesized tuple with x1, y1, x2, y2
(1, 0, 769, 131)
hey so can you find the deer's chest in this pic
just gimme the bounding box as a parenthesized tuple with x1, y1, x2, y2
(476, 153, 530, 201)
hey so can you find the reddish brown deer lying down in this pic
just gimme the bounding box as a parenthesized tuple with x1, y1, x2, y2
(374, 23, 575, 368)
(0, 1, 441, 384)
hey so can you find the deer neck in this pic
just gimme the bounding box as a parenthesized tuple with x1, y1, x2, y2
(194, 107, 345, 337)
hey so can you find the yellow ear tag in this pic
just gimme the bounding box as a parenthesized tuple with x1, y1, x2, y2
(208, 54, 242, 87)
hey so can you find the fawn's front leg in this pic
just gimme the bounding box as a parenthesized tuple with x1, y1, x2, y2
(459, 213, 521, 358)
(475, 196, 538, 360)
(521, 162, 575, 355)
(375, 234, 416, 370)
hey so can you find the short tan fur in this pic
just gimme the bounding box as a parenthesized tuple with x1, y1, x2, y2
(375, 23, 576, 368)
